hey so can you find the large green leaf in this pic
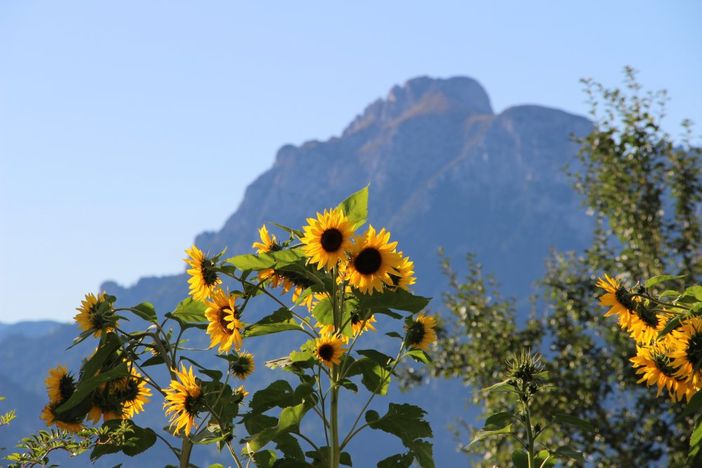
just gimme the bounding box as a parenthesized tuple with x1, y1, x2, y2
(247, 402, 310, 452)
(645, 274, 686, 288)
(356, 289, 430, 313)
(80, 332, 122, 379)
(366, 403, 432, 447)
(129, 302, 158, 323)
(336, 186, 369, 229)
(226, 248, 304, 271)
(167, 298, 207, 328)
(57, 362, 129, 414)
(245, 307, 301, 337)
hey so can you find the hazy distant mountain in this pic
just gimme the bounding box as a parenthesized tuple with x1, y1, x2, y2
(0, 76, 592, 466)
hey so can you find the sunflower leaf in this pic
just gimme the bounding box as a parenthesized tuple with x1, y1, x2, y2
(56, 362, 129, 414)
(246, 402, 310, 452)
(167, 298, 207, 329)
(684, 390, 702, 416)
(467, 424, 513, 449)
(407, 349, 432, 364)
(367, 403, 432, 446)
(356, 289, 430, 313)
(337, 186, 368, 229)
(645, 274, 686, 288)
(130, 302, 158, 323)
(658, 314, 686, 338)
(245, 307, 300, 337)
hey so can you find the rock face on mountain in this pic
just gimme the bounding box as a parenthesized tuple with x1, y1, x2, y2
(103, 76, 591, 313)
(0, 76, 594, 466)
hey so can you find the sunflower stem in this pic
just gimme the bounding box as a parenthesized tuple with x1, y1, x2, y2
(330, 373, 340, 468)
(179, 437, 193, 468)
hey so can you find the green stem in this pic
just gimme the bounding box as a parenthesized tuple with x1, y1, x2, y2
(522, 392, 535, 468)
(179, 438, 193, 468)
(330, 372, 340, 468)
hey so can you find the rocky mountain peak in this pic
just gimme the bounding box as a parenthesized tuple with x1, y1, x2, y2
(342, 76, 493, 136)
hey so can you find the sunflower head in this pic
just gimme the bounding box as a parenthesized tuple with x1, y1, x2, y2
(631, 341, 696, 402)
(671, 317, 702, 386)
(344, 226, 402, 295)
(351, 312, 377, 336)
(184, 245, 222, 301)
(45, 365, 76, 405)
(301, 208, 355, 270)
(41, 404, 83, 433)
(164, 364, 203, 435)
(230, 352, 255, 380)
(234, 385, 249, 402)
(252, 225, 281, 254)
(389, 252, 416, 291)
(74, 292, 117, 337)
(205, 288, 244, 353)
(625, 302, 666, 344)
(314, 335, 346, 367)
(110, 367, 152, 419)
(405, 313, 437, 351)
(596, 274, 637, 326)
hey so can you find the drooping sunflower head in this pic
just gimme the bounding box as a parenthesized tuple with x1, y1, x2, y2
(314, 335, 345, 367)
(404, 313, 437, 351)
(163, 364, 203, 435)
(301, 208, 355, 270)
(252, 225, 281, 254)
(41, 403, 83, 433)
(596, 274, 637, 327)
(671, 317, 702, 386)
(389, 252, 416, 291)
(344, 226, 402, 295)
(184, 245, 222, 301)
(74, 292, 117, 337)
(625, 302, 666, 344)
(205, 288, 243, 353)
(351, 312, 377, 336)
(631, 341, 696, 402)
(230, 352, 255, 380)
(45, 365, 76, 405)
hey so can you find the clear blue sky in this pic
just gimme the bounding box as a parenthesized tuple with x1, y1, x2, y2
(1, 1, 700, 323)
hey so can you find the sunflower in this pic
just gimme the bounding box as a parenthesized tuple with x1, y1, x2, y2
(389, 252, 416, 291)
(234, 385, 249, 400)
(351, 312, 377, 336)
(631, 340, 697, 402)
(112, 367, 152, 419)
(74, 292, 116, 337)
(164, 365, 203, 435)
(292, 286, 317, 311)
(230, 352, 255, 380)
(205, 288, 244, 353)
(41, 404, 83, 433)
(45, 365, 76, 405)
(596, 274, 637, 328)
(625, 303, 666, 344)
(314, 335, 346, 367)
(670, 317, 702, 386)
(405, 313, 437, 351)
(301, 208, 355, 270)
(184, 245, 222, 301)
(252, 224, 280, 254)
(344, 226, 403, 294)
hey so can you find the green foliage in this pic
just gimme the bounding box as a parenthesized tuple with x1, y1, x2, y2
(409, 68, 702, 466)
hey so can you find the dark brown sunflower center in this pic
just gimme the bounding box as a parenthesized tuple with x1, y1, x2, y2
(635, 303, 659, 328)
(218, 310, 233, 334)
(59, 375, 76, 401)
(615, 287, 637, 311)
(354, 248, 382, 275)
(201, 259, 219, 286)
(321, 228, 344, 252)
(231, 357, 253, 376)
(686, 332, 702, 371)
(318, 344, 335, 361)
(351, 313, 361, 325)
(184, 394, 202, 416)
(653, 352, 679, 378)
(278, 270, 315, 289)
(406, 321, 425, 346)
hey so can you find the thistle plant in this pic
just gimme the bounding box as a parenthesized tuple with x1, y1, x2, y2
(9, 187, 435, 467)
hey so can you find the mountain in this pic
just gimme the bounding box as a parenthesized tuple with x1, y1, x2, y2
(0, 76, 593, 466)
